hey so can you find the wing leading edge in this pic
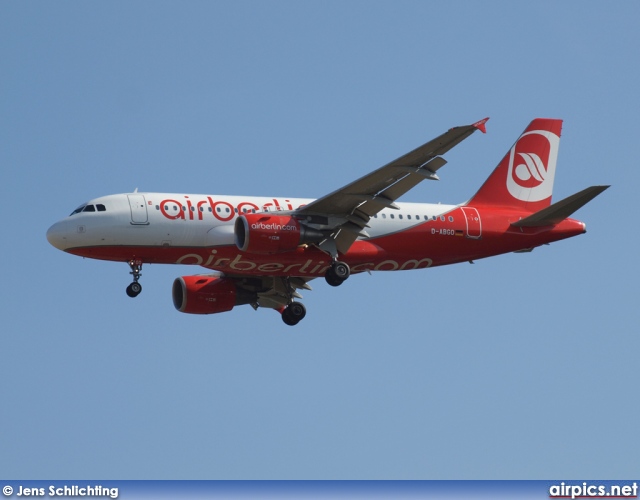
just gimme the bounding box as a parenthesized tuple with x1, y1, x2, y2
(295, 117, 489, 256)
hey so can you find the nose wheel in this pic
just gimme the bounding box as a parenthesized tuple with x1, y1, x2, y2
(126, 260, 143, 298)
(126, 281, 142, 298)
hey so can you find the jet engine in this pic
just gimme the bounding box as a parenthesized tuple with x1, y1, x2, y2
(234, 213, 323, 254)
(172, 275, 239, 314)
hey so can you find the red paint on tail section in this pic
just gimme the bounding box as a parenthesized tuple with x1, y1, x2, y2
(468, 118, 563, 213)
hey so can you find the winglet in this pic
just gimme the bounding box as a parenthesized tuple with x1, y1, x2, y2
(472, 117, 489, 134)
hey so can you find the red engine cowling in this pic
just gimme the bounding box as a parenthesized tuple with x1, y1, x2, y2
(235, 213, 302, 254)
(172, 275, 237, 314)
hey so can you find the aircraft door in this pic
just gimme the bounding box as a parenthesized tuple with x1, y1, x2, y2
(461, 207, 481, 239)
(128, 194, 149, 224)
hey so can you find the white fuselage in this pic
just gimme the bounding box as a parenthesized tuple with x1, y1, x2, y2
(47, 192, 457, 255)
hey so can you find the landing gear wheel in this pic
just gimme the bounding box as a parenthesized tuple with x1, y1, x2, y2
(325, 269, 344, 287)
(282, 301, 306, 326)
(126, 282, 142, 298)
(325, 261, 350, 287)
(332, 261, 350, 280)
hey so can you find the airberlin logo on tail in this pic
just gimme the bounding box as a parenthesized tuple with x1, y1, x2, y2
(506, 129, 560, 202)
(514, 152, 546, 188)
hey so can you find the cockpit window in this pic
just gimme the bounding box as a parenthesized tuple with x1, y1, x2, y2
(70, 204, 87, 216)
(70, 203, 107, 216)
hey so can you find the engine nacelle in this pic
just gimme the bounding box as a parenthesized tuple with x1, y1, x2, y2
(235, 213, 305, 254)
(172, 276, 237, 314)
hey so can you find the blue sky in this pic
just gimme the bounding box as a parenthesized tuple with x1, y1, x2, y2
(1, 1, 638, 479)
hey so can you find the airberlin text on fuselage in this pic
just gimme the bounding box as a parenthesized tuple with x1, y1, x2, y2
(159, 196, 298, 222)
(176, 251, 433, 275)
(160, 196, 434, 274)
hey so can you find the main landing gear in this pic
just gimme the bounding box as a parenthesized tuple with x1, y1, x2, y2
(126, 260, 143, 298)
(325, 260, 350, 287)
(281, 301, 307, 326)
(278, 277, 308, 326)
(281, 260, 349, 325)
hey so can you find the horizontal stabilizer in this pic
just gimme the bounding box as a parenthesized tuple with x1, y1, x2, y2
(511, 185, 610, 227)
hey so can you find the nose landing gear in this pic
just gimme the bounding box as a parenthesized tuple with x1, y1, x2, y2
(126, 260, 143, 297)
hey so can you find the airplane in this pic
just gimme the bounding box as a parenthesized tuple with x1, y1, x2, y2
(46, 118, 609, 326)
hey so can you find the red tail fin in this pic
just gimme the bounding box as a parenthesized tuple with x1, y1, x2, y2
(468, 118, 563, 213)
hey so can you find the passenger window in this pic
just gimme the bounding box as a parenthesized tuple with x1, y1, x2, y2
(390, 214, 395, 219)
(208, 207, 212, 212)
(440, 216, 445, 221)
(449, 216, 454, 222)
(407, 215, 411, 220)
(83, 205, 96, 212)
(423, 215, 428, 220)
(382, 213, 387, 219)
(399, 214, 403, 219)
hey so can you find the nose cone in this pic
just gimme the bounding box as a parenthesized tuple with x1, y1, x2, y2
(46, 220, 70, 251)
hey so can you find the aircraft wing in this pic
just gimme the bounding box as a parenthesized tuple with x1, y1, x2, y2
(294, 118, 489, 256)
